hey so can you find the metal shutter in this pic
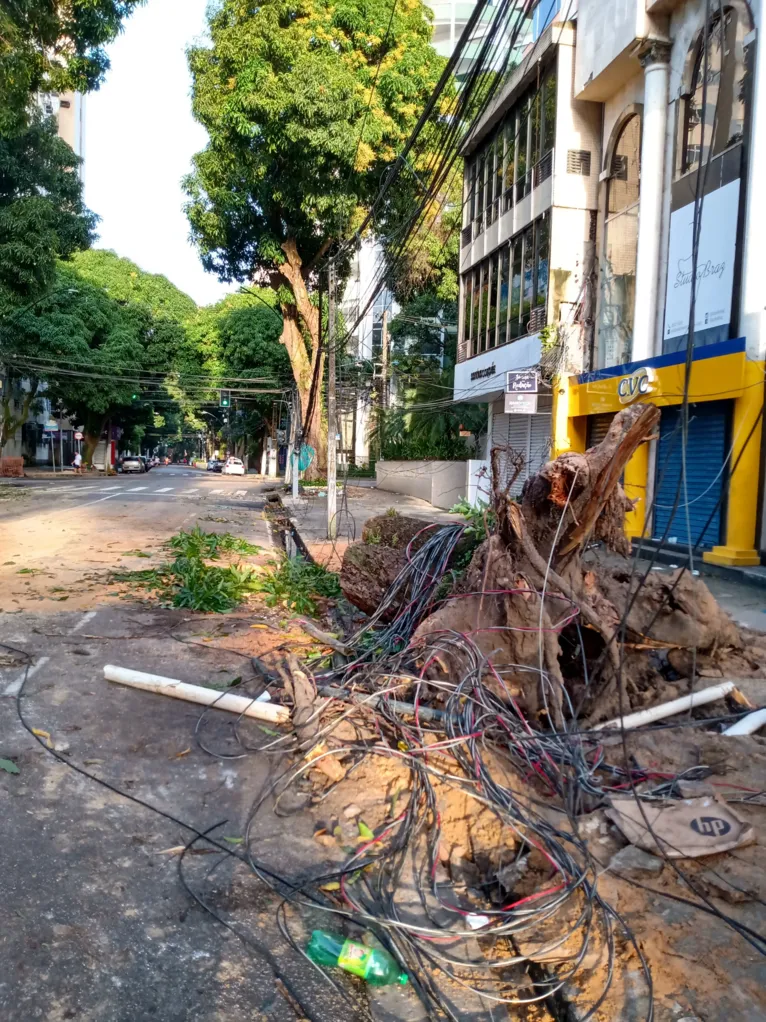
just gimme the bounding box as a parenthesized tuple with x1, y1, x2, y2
(491, 411, 552, 496)
(587, 413, 614, 449)
(652, 402, 729, 549)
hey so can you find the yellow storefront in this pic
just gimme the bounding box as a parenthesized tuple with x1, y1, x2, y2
(552, 338, 764, 566)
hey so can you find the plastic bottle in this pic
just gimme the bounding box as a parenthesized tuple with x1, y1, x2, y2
(306, 930, 408, 986)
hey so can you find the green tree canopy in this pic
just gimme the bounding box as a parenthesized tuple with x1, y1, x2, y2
(0, 0, 144, 132)
(0, 113, 96, 309)
(184, 0, 446, 465)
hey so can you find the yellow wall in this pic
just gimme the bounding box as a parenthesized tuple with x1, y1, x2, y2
(555, 350, 765, 565)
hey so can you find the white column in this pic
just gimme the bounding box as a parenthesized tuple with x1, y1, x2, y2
(739, 31, 764, 358)
(632, 42, 671, 362)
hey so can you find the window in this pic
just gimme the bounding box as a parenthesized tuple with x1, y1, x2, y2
(598, 114, 641, 368)
(681, 8, 747, 176)
(504, 113, 515, 210)
(515, 94, 530, 202)
(484, 140, 495, 226)
(459, 215, 551, 358)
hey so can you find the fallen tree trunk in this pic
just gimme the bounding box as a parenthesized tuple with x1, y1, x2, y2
(412, 403, 739, 722)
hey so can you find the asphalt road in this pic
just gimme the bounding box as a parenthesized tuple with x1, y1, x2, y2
(0, 466, 275, 614)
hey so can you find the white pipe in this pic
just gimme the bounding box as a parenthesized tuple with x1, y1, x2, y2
(723, 707, 766, 736)
(103, 665, 289, 724)
(594, 682, 735, 732)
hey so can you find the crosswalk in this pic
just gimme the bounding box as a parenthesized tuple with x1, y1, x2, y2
(27, 482, 258, 500)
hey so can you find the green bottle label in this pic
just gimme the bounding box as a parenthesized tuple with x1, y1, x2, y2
(337, 939, 373, 979)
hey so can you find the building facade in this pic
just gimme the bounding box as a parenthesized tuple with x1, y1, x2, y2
(455, 0, 766, 566)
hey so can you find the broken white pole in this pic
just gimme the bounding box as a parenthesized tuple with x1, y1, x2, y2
(103, 664, 289, 724)
(593, 682, 735, 732)
(723, 707, 766, 736)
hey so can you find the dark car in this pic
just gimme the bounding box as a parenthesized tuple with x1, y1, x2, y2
(207, 458, 224, 472)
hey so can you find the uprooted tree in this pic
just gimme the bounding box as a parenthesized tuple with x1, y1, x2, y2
(341, 403, 740, 722)
(184, 0, 446, 473)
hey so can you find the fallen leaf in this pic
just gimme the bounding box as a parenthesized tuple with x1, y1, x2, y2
(172, 747, 191, 759)
(223, 836, 243, 845)
(358, 821, 374, 842)
(32, 728, 53, 748)
(250, 623, 268, 630)
(320, 881, 340, 891)
(0, 758, 19, 775)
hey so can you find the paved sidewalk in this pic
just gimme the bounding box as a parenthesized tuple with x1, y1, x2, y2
(282, 484, 462, 568)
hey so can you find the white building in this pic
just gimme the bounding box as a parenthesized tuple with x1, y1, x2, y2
(454, 0, 766, 567)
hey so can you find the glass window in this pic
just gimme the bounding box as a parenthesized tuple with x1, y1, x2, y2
(598, 114, 641, 368)
(472, 268, 481, 355)
(497, 245, 510, 347)
(515, 95, 529, 202)
(535, 213, 550, 311)
(504, 113, 515, 209)
(486, 252, 498, 350)
(530, 88, 541, 168)
(462, 271, 473, 355)
(683, 10, 747, 175)
(477, 262, 487, 354)
(484, 141, 494, 223)
(482, 257, 492, 352)
(510, 236, 522, 339)
(522, 225, 534, 328)
(495, 134, 503, 214)
(476, 151, 485, 222)
(542, 71, 556, 153)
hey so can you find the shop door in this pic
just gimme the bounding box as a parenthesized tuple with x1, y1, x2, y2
(653, 401, 729, 548)
(491, 412, 552, 497)
(587, 413, 613, 449)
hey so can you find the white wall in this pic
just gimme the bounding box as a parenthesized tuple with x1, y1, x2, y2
(376, 460, 468, 509)
(574, 0, 667, 100)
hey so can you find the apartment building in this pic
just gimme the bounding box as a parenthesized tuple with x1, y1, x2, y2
(456, 0, 766, 566)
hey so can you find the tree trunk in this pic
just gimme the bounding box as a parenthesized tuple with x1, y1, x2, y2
(277, 239, 327, 480)
(0, 381, 39, 453)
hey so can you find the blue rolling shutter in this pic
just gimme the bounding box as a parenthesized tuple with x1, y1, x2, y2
(653, 401, 729, 549)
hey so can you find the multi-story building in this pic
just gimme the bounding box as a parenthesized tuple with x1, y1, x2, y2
(455, 0, 766, 566)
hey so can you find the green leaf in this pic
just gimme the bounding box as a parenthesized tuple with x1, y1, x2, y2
(358, 821, 374, 841)
(223, 836, 243, 845)
(0, 759, 20, 775)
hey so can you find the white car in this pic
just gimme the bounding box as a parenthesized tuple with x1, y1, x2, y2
(222, 457, 246, 476)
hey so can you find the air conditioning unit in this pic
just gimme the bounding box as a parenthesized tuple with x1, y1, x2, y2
(527, 307, 547, 334)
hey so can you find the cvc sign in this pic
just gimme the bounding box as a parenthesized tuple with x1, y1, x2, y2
(617, 367, 657, 405)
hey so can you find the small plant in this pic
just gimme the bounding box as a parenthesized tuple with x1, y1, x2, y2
(168, 526, 261, 559)
(250, 555, 341, 616)
(366, 529, 382, 546)
(449, 498, 495, 539)
(385, 507, 399, 517)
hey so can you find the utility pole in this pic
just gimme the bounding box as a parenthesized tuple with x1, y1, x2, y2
(377, 307, 389, 460)
(327, 258, 337, 539)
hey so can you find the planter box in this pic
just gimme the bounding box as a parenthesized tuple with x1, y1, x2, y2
(0, 457, 24, 477)
(375, 460, 469, 510)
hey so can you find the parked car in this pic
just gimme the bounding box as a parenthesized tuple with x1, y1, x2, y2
(140, 456, 152, 472)
(207, 458, 224, 472)
(222, 457, 246, 476)
(121, 456, 145, 473)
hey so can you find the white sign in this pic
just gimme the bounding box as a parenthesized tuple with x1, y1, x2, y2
(506, 369, 538, 393)
(504, 392, 538, 414)
(74, 431, 84, 440)
(663, 178, 740, 344)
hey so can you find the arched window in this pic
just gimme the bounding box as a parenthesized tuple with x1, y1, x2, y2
(680, 7, 748, 175)
(597, 114, 642, 368)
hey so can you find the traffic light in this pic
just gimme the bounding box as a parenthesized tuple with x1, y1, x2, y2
(219, 390, 231, 407)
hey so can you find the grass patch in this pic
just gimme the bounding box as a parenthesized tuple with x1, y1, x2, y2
(112, 527, 263, 613)
(250, 555, 341, 616)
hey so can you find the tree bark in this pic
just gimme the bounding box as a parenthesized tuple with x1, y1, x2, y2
(276, 238, 327, 479)
(0, 380, 39, 453)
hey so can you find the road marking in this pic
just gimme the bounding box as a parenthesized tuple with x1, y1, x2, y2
(155, 487, 174, 493)
(184, 489, 199, 495)
(129, 486, 147, 491)
(234, 490, 247, 497)
(4, 656, 50, 697)
(96, 486, 121, 492)
(210, 488, 224, 494)
(72, 610, 97, 633)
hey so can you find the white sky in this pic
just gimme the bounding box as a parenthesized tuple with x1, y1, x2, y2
(84, 0, 235, 307)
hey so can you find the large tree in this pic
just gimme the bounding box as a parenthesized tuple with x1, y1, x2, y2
(0, 115, 97, 450)
(4, 254, 197, 462)
(184, 0, 446, 468)
(0, 0, 144, 132)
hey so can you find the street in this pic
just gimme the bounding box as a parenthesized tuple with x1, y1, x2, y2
(0, 467, 273, 614)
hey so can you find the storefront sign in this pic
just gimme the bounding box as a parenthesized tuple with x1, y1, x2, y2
(617, 366, 657, 404)
(663, 179, 740, 348)
(471, 364, 496, 381)
(504, 392, 538, 414)
(506, 369, 538, 394)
